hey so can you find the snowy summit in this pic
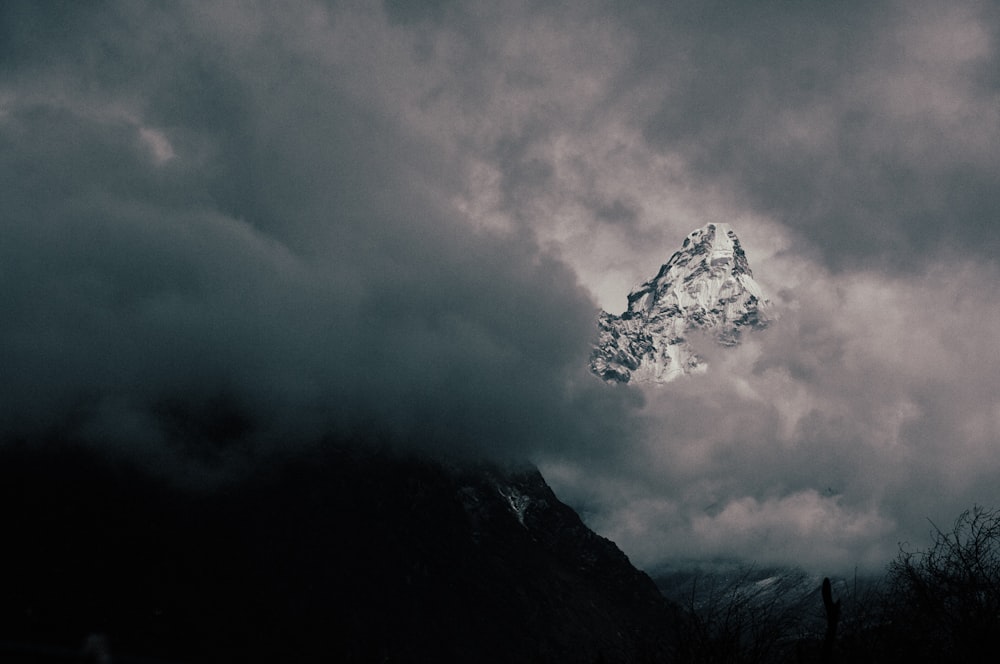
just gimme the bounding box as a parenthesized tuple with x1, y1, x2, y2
(590, 223, 771, 383)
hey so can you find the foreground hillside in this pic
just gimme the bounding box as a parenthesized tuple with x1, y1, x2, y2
(0, 441, 677, 663)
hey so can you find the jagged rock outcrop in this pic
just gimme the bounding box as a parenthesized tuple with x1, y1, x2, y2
(591, 223, 771, 383)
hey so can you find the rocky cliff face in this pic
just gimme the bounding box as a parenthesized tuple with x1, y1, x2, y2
(591, 223, 771, 383)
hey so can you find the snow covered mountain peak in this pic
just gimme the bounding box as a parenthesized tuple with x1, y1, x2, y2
(590, 223, 771, 384)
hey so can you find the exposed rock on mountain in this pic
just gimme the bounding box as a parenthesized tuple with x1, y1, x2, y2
(591, 223, 771, 383)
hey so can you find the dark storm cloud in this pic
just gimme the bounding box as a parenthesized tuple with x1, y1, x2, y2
(4, 0, 1000, 575)
(345, 0, 1000, 575)
(0, 0, 639, 478)
(628, 0, 1000, 271)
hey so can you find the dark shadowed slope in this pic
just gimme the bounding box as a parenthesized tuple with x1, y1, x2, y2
(0, 441, 677, 663)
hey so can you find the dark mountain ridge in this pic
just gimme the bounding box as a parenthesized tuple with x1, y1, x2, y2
(1, 440, 678, 663)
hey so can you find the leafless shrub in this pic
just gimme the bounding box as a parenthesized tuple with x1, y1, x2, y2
(882, 505, 1000, 662)
(671, 565, 814, 664)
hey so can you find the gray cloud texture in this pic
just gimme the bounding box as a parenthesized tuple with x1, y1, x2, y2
(2, 0, 1000, 573)
(0, 0, 630, 469)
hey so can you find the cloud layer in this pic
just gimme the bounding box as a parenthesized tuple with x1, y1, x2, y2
(3, 0, 1000, 573)
(548, 257, 1000, 572)
(0, 0, 631, 471)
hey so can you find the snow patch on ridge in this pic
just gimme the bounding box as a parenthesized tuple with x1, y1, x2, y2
(497, 484, 532, 527)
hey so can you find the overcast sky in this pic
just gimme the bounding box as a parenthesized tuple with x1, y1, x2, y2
(3, 0, 1000, 574)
